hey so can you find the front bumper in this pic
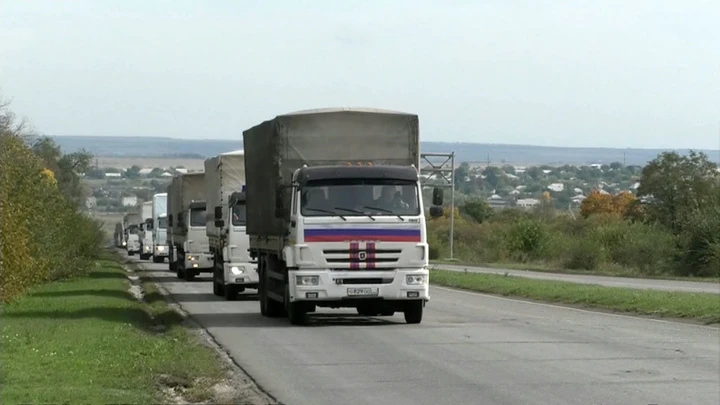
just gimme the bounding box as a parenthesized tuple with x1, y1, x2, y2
(289, 269, 430, 302)
(142, 243, 153, 255)
(224, 262, 259, 286)
(185, 252, 213, 271)
(153, 244, 169, 257)
(126, 242, 140, 253)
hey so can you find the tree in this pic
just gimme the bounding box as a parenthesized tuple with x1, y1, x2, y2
(580, 190, 613, 218)
(637, 151, 719, 233)
(460, 199, 494, 223)
(31, 136, 93, 206)
(580, 190, 638, 218)
(125, 165, 141, 179)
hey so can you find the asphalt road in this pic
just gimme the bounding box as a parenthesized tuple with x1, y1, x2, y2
(132, 257, 720, 405)
(432, 263, 720, 294)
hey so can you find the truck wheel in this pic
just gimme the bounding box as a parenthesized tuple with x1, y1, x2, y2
(259, 257, 284, 317)
(285, 283, 307, 325)
(213, 280, 224, 296)
(183, 267, 195, 282)
(404, 300, 424, 324)
(225, 285, 238, 301)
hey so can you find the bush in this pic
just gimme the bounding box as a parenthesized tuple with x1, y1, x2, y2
(0, 102, 103, 303)
(427, 207, 684, 277)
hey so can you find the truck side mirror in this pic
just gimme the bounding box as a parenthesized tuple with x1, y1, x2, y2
(274, 186, 284, 218)
(429, 206, 444, 218)
(432, 187, 444, 206)
(214, 206, 222, 220)
(215, 219, 225, 228)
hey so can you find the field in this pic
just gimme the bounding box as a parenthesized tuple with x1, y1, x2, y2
(96, 157, 206, 171)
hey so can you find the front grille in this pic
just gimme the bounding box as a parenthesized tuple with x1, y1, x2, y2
(323, 247, 401, 270)
(339, 278, 394, 285)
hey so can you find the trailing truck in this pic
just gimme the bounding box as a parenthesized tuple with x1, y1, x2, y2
(139, 201, 154, 260)
(123, 212, 141, 255)
(151, 193, 169, 263)
(114, 222, 125, 248)
(242, 107, 442, 325)
(205, 150, 258, 300)
(167, 173, 213, 280)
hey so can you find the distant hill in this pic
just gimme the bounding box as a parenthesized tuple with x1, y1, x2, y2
(49, 135, 719, 166)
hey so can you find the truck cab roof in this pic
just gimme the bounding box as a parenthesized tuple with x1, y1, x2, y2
(293, 165, 418, 186)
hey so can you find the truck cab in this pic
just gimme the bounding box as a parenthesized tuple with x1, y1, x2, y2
(125, 224, 141, 255)
(152, 213, 169, 263)
(211, 189, 258, 299)
(174, 201, 214, 279)
(139, 220, 154, 259)
(259, 164, 436, 324)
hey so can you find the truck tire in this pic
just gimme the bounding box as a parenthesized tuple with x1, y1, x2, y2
(212, 255, 224, 296)
(259, 256, 284, 317)
(213, 281, 223, 296)
(404, 300, 424, 324)
(152, 256, 164, 263)
(285, 282, 307, 325)
(225, 285, 239, 301)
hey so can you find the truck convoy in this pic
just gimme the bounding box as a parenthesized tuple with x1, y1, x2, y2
(151, 193, 169, 263)
(123, 212, 141, 256)
(167, 173, 213, 281)
(205, 150, 258, 300)
(242, 107, 441, 325)
(139, 201, 154, 260)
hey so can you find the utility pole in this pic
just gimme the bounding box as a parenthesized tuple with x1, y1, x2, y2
(420, 152, 456, 261)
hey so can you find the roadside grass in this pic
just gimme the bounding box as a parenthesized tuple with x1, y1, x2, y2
(430, 269, 720, 324)
(0, 256, 225, 404)
(430, 260, 720, 284)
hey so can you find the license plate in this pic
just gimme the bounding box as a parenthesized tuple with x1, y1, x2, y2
(347, 287, 379, 296)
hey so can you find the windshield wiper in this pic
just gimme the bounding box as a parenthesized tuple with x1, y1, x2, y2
(334, 207, 375, 221)
(362, 206, 404, 221)
(305, 207, 346, 220)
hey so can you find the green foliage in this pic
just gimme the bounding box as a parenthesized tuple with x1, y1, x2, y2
(637, 150, 718, 233)
(0, 98, 103, 303)
(434, 151, 719, 279)
(428, 208, 680, 277)
(459, 198, 494, 223)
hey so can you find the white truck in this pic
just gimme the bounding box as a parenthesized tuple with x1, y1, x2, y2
(114, 222, 125, 248)
(243, 107, 442, 325)
(151, 193, 169, 263)
(167, 173, 214, 280)
(123, 212, 141, 255)
(205, 150, 258, 300)
(139, 201, 154, 260)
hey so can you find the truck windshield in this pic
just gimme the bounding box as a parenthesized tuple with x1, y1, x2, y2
(128, 225, 139, 234)
(301, 180, 420, 217)
(190, 208, 206, 227)
(157, 217, 168, 229)
(232, 203, 247, 226)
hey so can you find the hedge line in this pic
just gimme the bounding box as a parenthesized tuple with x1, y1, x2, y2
(428, 206, 720, 278)
(0, 130, 104, 303)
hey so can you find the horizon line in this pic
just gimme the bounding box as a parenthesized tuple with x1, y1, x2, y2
(46, 134, 719, 153)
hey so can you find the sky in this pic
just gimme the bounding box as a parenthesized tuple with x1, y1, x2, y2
(1, 0, 719, 150)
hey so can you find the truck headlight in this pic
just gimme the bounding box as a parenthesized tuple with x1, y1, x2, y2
(231, 266, 244, 275)
(406, 275, 427, 285)
(296, 275, 319, 286)
(122, 241, 126, 246)
(156, 246, 164, 251)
